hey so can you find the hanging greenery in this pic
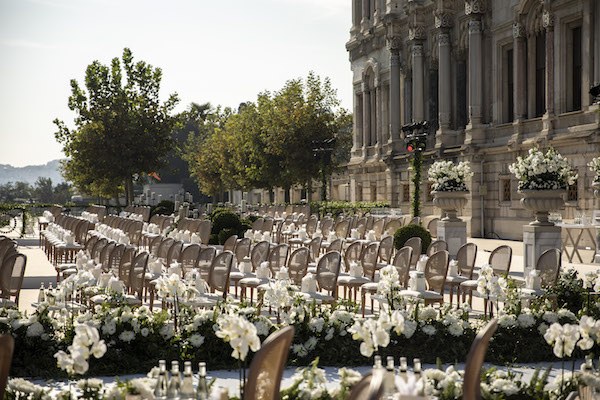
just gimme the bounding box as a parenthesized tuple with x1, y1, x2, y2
(411, 150, 423, 217)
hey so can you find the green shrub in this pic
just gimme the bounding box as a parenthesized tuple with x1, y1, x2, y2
(218, 228, 237, 245)
(393, 224, 432, 254)
(211, 210, 241, 235)
(309, 201, 390, 218)
(150, 200, 174, 217)
(208, 234, 219, 245)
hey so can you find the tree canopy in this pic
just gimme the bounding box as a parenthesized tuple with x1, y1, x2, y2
(184, 72, 351, 201)
(54, 48, 180, 204)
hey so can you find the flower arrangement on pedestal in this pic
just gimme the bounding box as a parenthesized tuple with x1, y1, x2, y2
(428, 160, 473, 221)
(588, 157, 600, 185)
(509, 147, 578, 191)
(509, 148, 577, 226)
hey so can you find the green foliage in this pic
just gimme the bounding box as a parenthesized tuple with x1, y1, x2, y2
(54, 48, 180, 204)
(309, 201, 390, 218)
(393, 224, 432, 253)
(218, 228, 237, 245)
(411, 149, 423, 217)
(211, 210, 241, 235)
(0, 180, 71, 204)
(150, 200, 175, 217)
(546, 269, 585, 315)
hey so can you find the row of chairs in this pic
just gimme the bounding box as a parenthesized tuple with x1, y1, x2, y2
(0, 236, 26, 308)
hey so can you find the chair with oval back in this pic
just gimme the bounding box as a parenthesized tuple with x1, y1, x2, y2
(376, 235, 394, 268)
(0, 253, 26, 307)
(222, 235, 238, 253)
(286, 247, 310, 286)
(463, 319, 498, 400)
(446, 242, 478, 305)
(178, 243, 201, 276)
(302, 251, 342, 306)
(197, 247, 217, 280)
(343, 241, 364, 273)
(519, 248, 562, 308)
(427, 239, 448, 256)
(404, 236, 422, 268)
(399, 250, 449, 306)
(338, 242, 379, 302)
(244, 326, 295, 400)
(427, 217, 439, 238)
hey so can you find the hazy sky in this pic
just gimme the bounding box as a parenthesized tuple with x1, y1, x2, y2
(0, 0, 352, 167)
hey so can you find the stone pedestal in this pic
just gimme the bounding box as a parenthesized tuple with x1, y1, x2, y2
(523, 225, 561, 273)
(437, 220, 466, 259)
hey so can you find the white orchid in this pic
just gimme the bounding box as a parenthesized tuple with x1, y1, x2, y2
(263, 280, 293, 309)
(543, 322, 580, 358)
(215, 313, 261, 361)
(54, 324, 106, 376)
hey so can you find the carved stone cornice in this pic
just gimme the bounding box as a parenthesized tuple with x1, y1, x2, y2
(412, 43, 424, 57)
(387, 36, 403, 52)
(464, 0, 486, 16)
(468, 19, 482, 34)
(438, 32, 451, 46)
(512, 22, 526, 39)
(435, 11, 454, 29)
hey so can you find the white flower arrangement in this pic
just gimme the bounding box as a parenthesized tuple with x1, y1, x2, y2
(509, 147, 578, 190)
(214, 312, 261, 361)
(428, 160, 473, 192)
(588, 156, 600, 184)
(54, 324, 107, 376)
(476, 264, 507, 299)
(543, 322, 580, 358)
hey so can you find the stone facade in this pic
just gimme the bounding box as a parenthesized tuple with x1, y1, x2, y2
(346, 0, 600, 240)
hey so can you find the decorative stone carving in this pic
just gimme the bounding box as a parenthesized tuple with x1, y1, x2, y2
(387, 36, 403, 52)
(542, 10, 554, 29)
(513, 22, 525, 38)
(409, 24, 426, 41)
(468, 19, 482, 34)
(519, 189, 566, 226)
(412, 43, 424, 57)
(435, 12, 454, 29)
(465, 0, 485, 15)
(433, 191, 470, 222)
(438, 32, 451, 46)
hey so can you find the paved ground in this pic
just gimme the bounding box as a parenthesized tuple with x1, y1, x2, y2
(8, 225, 599, 315)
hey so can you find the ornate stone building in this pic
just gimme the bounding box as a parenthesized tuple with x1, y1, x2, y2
(345, 0, 600, 239)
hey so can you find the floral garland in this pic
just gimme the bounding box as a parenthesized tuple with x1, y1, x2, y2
(509, 147, 577, 191)
(427, 160, 473, 192)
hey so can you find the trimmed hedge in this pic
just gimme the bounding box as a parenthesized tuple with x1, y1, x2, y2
(393, 224, 432, 254)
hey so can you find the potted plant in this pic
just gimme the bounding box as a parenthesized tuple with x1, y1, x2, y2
(428, 160, 473, 221)
(509, 147, 577, 226)
(588, 156, 600, 199)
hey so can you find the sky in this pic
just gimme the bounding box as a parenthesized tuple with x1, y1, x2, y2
(0, 0, 353, 167)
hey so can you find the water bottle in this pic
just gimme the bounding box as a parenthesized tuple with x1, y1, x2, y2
(154, 360, 169, 400)
(399, 356, 408, 382)
(385, 356, 395, 396)
(38, 282, 46, 303)
(196, 362, 209, 400)
(413, 358, 422, 378)
(167, 361, 181, 399)
(179, 361, 195, 399)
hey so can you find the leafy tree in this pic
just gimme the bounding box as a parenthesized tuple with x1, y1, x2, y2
(54, 48, 180, 205)
(0, 182, 33, 202)
(34, 177, 54, 203)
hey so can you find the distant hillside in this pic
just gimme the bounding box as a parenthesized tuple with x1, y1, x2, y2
(0, 160, 64, 185)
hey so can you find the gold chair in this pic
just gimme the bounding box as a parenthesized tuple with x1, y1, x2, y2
(244, 326, 295, 400)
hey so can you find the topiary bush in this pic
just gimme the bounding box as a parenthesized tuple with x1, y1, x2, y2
(150, 200, 175, 217)
(393, 224, 432, 254)
(218, 228, 237, 245)
(211, 210, 241, 235)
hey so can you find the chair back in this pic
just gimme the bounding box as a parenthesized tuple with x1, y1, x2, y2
(378, 235, 394, 263)
(208, 251, 234, 297)
(316, 251, 342, 295)
(361, 242, 379, 280)
(99, 242, 116, 270)
(456, 242, 478, 278)
(307, 236, 322, 263)
(223, 235, 238, 252)
(107, 244, 126, 274)
(489, 245, 512, 276)
(127, 221, 144, 247)
(235, 238, 252, 263)
(404, 236, 422, 267)
(179, 244, 201, 275)
(344, 241, 363, 272)
(427, 217, 439, 238)
(116, 247, 135, 281)
(0, 253, 26, 302)
(268, 244, 289, 276)
(252, 218, 264, 232)
(305, 215, 318, 236)
(347, 370, 385, 400)
(328, 238, 343, 253)
(197, 247, 217, 275)
(128, 252, 149, 297)
(408, 216, 421, 226)
(371, 218, 385, 239)
(90, 238, 108, 262)
(166, 240, 184, 267)
(425, 250, 449, 294)
(427, 239, 448, 256)
(262, 218, 274, 234)
(197, 220, 212, 245)
(251, 241, 270, 271)
(157, 237, 175, 261)
(0, 334, 14, 399)
(535, 248, 562, 287)
(383, 218, 402, 235)
(463, 319, 498, 400)
(393, 246, 413, 288)
(334, 219, 350, 239)
(244, 326, 295, 400)
(320, 218, 334, 237)
(148, 235, 163, 256)
(287, 247, 310, 285)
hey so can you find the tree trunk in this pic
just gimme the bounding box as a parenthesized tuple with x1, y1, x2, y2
(284, 187, 291, 204)
(306, 180, 313, 202)
(269, 188, 275, 204)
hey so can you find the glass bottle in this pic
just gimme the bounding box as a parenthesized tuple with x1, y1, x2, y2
(38, 282, 46, 303)
(399, 357, 408, 382)
(154, 360, 169, 400)
(196, 362, 209, 400)
(373, 355, 383, 370)
(167, 361, 182, 399)
(385, 356, 395, 396)
(47, 282, 55, 305)
(413, 358, 422, 378)
(179, 361, 195, 399)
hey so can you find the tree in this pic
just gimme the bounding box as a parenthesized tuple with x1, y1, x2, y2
(54, 48, 179, 205)
(34, 177, 54, 203)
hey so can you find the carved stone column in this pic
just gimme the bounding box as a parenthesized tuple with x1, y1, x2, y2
(513, 22, 527, 121)
(352, 89, 364, 152)
(543, 10, 555, 117)
(388, 37, 402, 145)
(361, 0, 370, 31)
(362, 82, 371, 152)
(371, 87, 378, 146)
(412, 43, 424, 122)
(351, 0, 360, 35)
(464, 0, 485, 144)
